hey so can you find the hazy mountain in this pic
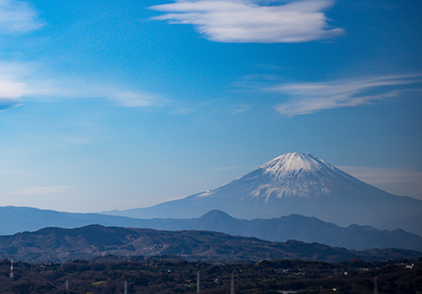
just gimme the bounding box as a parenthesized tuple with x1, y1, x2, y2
(104, 153, 422, 236)
(0, 206, 190, 236)
(2, 206, 422, 251)
(1, 225, 420, 263)
(192, 210, 422, 251)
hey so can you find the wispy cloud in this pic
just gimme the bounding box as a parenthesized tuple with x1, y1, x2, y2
(0, 62, 163, 110)
(210, 165, 244, 171)
(340, 166, 422, 185)
(0, 0, 44, 34)
(12, 186, 76, 195)
(269, 74, 422, 116)
(150, 0, 344, 43)
(0, 78, 27, 98)
(232, 104, 251, 113)
(113, 91, 161, 108)
(0, 63, 30, 109)
(340, 166, 422, 198)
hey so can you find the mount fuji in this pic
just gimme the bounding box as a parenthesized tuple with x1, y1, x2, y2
(106, 153, 422, 235)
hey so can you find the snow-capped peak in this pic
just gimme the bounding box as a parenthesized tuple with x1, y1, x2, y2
(260, 152, 336, 177)
(198, 152, 349, 201)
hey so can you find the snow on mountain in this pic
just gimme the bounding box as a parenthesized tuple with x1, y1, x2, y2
(262, 152, 334, 176)
(106, 153, 422, 236)
(194, 152, 356, 201)
(256, 153, 334, 199)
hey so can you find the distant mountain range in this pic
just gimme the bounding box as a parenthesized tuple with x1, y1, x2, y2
(1, 225, 420, 264)
(2, 152, 421, 258)
(187, 210, 422, 252)
(104, 153, 422, 236)
(2, 206, 422, 252)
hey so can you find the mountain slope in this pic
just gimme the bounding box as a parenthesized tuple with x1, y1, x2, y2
(106, 153, 422, 235)
(0, 206, 191, 236)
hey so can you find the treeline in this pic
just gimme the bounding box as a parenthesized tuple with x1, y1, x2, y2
(0, 256, 421, 293)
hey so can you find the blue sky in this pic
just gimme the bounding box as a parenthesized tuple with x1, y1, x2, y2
(0, 0, 421, 212)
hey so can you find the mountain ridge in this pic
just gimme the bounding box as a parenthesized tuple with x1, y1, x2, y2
(1, 224, 421, 264)
(194, 210, 422, 251)
(2, 206, 422, 251)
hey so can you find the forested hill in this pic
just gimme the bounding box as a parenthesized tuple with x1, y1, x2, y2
(1, 225, 420, 263)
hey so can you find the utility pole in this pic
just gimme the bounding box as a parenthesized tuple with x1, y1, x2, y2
(124, 280, 128, 294)
(9, 255, 14, 278)
(374, 276, 378, 294)
(231, 272, 235, 294)
(65, 279, 69, 290)
(197, 270, 200, 293)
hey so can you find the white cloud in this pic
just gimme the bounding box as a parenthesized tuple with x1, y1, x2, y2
(0, 0, 44, 34)
(0, 63, 30, 109)
(271, 74, 422, 116)
(0, 62, 163, 110)
(150, 0, 344, 43)
(0, 79, 27, 98)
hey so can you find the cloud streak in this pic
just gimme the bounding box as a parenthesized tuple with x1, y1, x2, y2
(340, 166, 422, 198)
(270, 75, 422, 116)
(150, 0, 344, 43)
(12, 186, 76, 195)
(340, 166, 422, 185)
(0, 62, 163, 111)
(0, 0, 44, 34)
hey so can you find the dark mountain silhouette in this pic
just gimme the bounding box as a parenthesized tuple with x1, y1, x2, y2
(1, 225, 420, 264)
